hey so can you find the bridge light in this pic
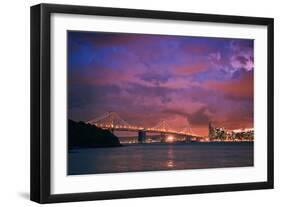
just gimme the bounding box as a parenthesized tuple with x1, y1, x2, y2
(166, 135, 175, 143)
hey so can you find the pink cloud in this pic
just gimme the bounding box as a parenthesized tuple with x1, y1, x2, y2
(174, 63, 209, 75)
(203, 72, 253, 99)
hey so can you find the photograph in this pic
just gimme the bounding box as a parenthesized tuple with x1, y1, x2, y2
(30, 3, 274, 203)
(67, 31, 254, 175)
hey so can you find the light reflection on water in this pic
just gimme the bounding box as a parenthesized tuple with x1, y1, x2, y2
(68, 142, 253, 175)
(166, 160, 174, 168)
(166, 145, 175, 168)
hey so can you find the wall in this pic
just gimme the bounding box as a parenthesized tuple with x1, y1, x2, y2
(0, 0, 279, 206)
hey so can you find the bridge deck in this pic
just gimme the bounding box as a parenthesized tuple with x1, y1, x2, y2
(94, 125, 192, 136)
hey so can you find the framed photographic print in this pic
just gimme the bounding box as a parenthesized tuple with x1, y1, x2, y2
(30, 3, 274, 203)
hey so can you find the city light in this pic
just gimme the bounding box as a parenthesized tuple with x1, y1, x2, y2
(166, 135, 175, 143)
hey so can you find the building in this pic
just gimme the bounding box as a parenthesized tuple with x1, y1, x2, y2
(208, 122, 254, 141)
(209, 122, 226, 140)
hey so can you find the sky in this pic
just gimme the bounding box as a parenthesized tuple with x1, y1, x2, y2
(68, 31, 254, 136)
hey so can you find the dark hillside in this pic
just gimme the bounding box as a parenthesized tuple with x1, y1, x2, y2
(68, 119, 121, 148)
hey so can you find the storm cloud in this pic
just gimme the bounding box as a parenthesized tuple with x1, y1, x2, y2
(68, 31, 254, 135)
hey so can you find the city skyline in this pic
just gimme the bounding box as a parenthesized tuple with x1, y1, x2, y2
(68, 31, 254, 136)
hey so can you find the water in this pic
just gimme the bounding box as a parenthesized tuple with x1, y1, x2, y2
(68, 142, 253, 175)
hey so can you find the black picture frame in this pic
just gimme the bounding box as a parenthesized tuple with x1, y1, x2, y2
(30, 3, 274, 204)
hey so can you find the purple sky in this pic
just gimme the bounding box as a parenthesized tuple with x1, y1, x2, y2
(68, 31, 254, 136)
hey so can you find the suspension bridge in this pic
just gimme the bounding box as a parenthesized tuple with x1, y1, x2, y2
(87, 112, 196, 143)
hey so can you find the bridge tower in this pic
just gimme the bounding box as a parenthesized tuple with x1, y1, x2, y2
(138, 130, 146, 143)
(160, 132, 166, 142)
(153, 120, 170, 142)
(87, 111, 131, 133)
(179, 125, 194, 142)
